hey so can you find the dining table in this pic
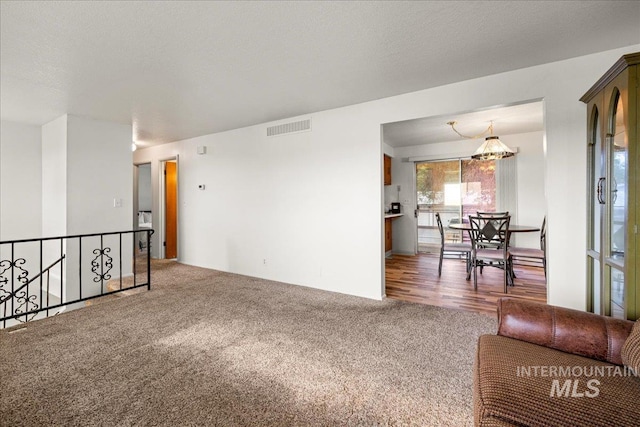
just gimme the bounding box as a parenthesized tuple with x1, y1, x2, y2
(449, 222, 540, 250)
(448, 223, 540, 234)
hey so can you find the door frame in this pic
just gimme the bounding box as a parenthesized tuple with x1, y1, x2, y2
(159, 156, 179, 260)
(380, 99, 546, 301)
(415, 159, 464, 254)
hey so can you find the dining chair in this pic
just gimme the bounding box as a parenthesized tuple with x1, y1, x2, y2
(435, 213, 472, 278)
(477, 211, 509, 218)
(468, 214, 512, 293)
(509, 216, 547, 279)
(474, 211, 510, 249)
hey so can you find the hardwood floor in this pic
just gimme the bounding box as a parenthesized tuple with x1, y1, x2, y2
(385, 253, 547, 317)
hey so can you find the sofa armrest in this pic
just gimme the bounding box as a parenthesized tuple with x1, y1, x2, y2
(497, 298, 635, 365)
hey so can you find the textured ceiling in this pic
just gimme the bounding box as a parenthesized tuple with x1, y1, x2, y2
(1, 1, 639, 146)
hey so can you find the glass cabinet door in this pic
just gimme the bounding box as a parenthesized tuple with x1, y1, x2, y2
(607, 90, 627, 319)
(587, 104, 603, 314)
(587, 88, 628, 319)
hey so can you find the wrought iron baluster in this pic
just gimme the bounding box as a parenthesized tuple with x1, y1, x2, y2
(15, 289, 38, 323)
(11, 242, 14, 321)
(40, 240, 43, 315)
(0, 260, 10, 307)
(25, 264, 29, 323)
(147, 230, 151, 290)
(46, 269, 50, 318)
(1, 254, 7, 328)
(101, 235, 104, 294)
(133, 231, 137, 287)
(119, 233, 122, 290)
(60, 239, 63, 304)
(79, 236, 82, 300)
(91, 237, 112, 288)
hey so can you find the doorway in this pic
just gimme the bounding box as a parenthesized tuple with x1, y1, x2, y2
(381, 100, 546, 309)
(134, 163, 153, 255)
(161, 159, 178, 259)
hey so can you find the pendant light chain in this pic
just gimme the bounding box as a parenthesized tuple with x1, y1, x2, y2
(446, 120, 495, 140)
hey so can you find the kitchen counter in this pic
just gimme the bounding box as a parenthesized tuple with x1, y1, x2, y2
(384, 213, 404, 219)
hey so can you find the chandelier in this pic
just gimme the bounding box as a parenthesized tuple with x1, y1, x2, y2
(446, 120, 515, 160)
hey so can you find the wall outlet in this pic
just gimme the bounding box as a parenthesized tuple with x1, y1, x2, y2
(113, 198, 122, 208)
(397, 185, 401, 192)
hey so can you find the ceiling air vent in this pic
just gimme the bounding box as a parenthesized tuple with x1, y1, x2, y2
(267, 118, 311, 137)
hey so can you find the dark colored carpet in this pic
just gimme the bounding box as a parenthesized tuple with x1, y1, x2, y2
(0, 260, 496, 426)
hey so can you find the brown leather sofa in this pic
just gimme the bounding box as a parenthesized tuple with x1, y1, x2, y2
(474, 298, 640, 427)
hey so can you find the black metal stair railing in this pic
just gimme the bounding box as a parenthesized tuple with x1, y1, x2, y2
(0, 229, 154, 328)
(0, 254, 65, 322)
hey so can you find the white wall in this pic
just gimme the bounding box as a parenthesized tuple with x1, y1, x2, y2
(40, 114, 134, 237)
(135, 113, 382, 300)
(42, 115, 68, 238)
(0, 120, 42, 278)
(135, 45, 639, 309)
(41, 115, 133, 238)
(0, 120, 42, 241)
(66, 115, 133, 235)
(508, 131, 546, 248)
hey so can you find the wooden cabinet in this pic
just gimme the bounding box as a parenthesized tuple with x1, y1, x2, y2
(384, 155, 392, 185)
(581, 52, 639, 320)
(385, 218, 392, 252)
